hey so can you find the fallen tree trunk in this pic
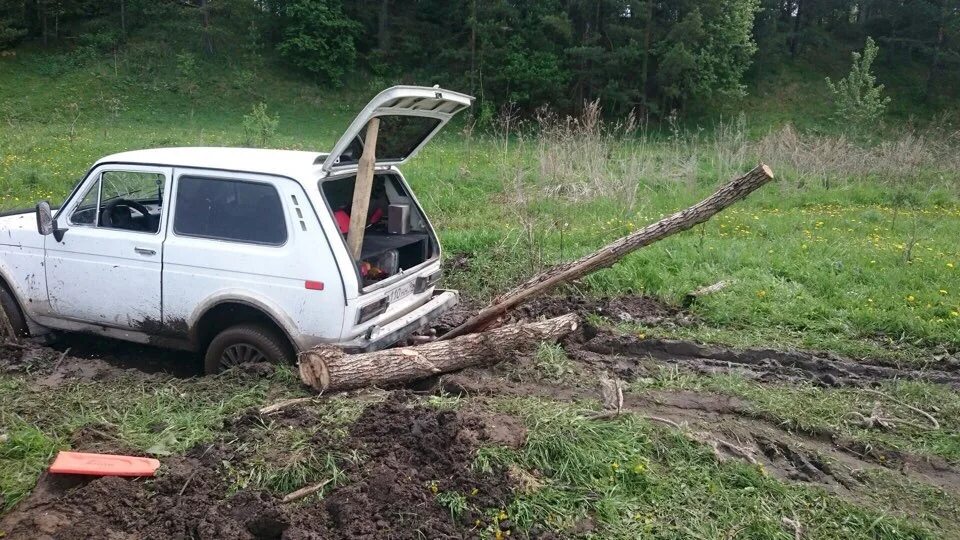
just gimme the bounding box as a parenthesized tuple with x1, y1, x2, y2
(442, 164, 774, 339)
(299, 313, 579, 393)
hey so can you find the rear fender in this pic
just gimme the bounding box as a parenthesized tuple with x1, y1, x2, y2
(187, 290, 304, 351)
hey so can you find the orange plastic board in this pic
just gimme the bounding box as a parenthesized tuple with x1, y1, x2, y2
(49, 451, 161, 477)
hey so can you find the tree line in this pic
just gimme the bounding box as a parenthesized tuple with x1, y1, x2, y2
(1, 1, 958, 116)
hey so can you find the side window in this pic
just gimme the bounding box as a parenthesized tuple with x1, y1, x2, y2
(100, 171, 164, 233)
(174, 176, 287, 245)
(68, 171, 165, 233)
(69, 178, 100, 226)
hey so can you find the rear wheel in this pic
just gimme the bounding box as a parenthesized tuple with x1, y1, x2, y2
(0, 284, 29, 339)
(203, 324, 294, 374)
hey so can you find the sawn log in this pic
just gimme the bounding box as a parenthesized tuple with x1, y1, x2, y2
(299, 313, 579, 393)
(442, 164, 774, 339)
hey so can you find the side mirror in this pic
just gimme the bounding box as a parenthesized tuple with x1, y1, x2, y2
(36, 201, 54, 236)
(36, 201, 67, 241)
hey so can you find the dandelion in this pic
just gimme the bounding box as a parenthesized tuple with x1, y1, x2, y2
(756, 290, 767, 298)
(906, 295, 915, 302)
(940, 290, 948, 295)
(951, 311, 959, 317)
(949, 263, 955, 269)
(610, 462, 620, 470)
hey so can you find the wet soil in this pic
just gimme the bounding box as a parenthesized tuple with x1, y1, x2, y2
(577, 331, 960, 388)
(0, 394, 517, 540)
(441, 369, 960, 507)
(0, 333, 200, 386)
(3, 293, 960, 537)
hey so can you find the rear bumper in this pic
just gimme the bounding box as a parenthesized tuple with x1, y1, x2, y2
(340, 289, 459, 353)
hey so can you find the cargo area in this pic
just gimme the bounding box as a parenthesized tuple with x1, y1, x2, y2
(320, 172, 438, 288)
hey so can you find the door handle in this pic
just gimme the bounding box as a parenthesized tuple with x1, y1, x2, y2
(134, 247, 156, 256)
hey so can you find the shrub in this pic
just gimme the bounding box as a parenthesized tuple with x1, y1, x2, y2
(242, 102, 279, 147)
(825, 37, 891, 129)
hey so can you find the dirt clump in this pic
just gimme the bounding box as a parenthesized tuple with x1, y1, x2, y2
(0, 393, 518, 540)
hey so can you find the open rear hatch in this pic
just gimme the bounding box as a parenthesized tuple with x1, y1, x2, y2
(321, 85, 474, 173)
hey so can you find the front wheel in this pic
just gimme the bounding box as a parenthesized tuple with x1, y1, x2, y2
(0, 285, 29, 339)
(204, 324, 294, 374)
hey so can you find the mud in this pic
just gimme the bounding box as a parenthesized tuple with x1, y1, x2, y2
(431, 294, 688, 336)
(0, 333, 200, 385)
(441, 370, 960, 507)
(0, 393, 519, 540)
(576, 332, 960, 388)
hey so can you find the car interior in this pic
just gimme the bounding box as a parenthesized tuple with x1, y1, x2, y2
(321, 173, 438, 286)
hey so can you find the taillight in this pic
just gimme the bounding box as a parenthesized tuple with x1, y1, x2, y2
(357, 298, 389, 324)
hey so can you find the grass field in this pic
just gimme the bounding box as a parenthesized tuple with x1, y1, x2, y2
(2, 49, 960, 538)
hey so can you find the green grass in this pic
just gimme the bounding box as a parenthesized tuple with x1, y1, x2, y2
(0, 370, 282, 510)
(2, 49, 959, 360)
(474, 397, 941, 539)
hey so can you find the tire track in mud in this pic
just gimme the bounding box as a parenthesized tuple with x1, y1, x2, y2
(577, 332, 960, 388)
(440, 367, 960, 506)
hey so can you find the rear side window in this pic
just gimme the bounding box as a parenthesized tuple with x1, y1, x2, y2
(174, 176, 287, 245)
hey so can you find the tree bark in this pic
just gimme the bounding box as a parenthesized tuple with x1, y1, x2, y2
(299, 314, 579, 393)
(442, 164, 774, 340)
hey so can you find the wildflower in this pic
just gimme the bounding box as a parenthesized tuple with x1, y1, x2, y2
(867, 298, 874, 303)
(632, 462, 647, 474)
(949, 263, 955, 268)
(940, 290, 948, 295)
(756, 290, 767, 298)
(951, 311, 959, 318)
(470, 487, 479, 496)
(906, 295, 915, 302)
(610, 462, 620, 470)
(497, 510, 508, 521)
(637, 333, 646, 339)
(429, 481, 438, 494)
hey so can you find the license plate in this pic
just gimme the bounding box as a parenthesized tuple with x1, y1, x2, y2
(387, 282, 415, 303)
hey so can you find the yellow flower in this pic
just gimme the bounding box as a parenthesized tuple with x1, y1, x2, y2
(949, 263, 955, 268)
(632, 462, 647, 474)
(906, 295, 915, 302)
(756, 290, 767, 298)
(951, 311, 959, 318)
(470, 487, 479, 496)
(940, 290, 948, 295)
(867, 298, 874, 303)
(610, 462, 620, 470)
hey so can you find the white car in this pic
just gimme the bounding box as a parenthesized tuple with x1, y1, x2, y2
(0, 86, 471, 373)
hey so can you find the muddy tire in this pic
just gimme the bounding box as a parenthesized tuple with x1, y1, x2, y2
(0, 284, 29, 339)
(204, 324, 293, 374)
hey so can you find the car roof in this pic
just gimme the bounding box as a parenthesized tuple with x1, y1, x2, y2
(96, 147, 329, 180)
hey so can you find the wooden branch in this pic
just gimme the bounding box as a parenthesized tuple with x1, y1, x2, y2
(442, 164, 775, 339)
(258, 396, 316, 415)
(299, 314, 579, 393)
(346, 118, 381, 260)
(281, 478, 332, 503)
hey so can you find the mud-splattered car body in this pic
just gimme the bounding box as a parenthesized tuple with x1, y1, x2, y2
(0, 86, 471, 371)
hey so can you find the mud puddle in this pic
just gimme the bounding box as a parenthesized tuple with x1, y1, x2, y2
(0, 393, 518, 540)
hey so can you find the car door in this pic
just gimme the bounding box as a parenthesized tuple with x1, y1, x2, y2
(45, 164, 172, 329)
